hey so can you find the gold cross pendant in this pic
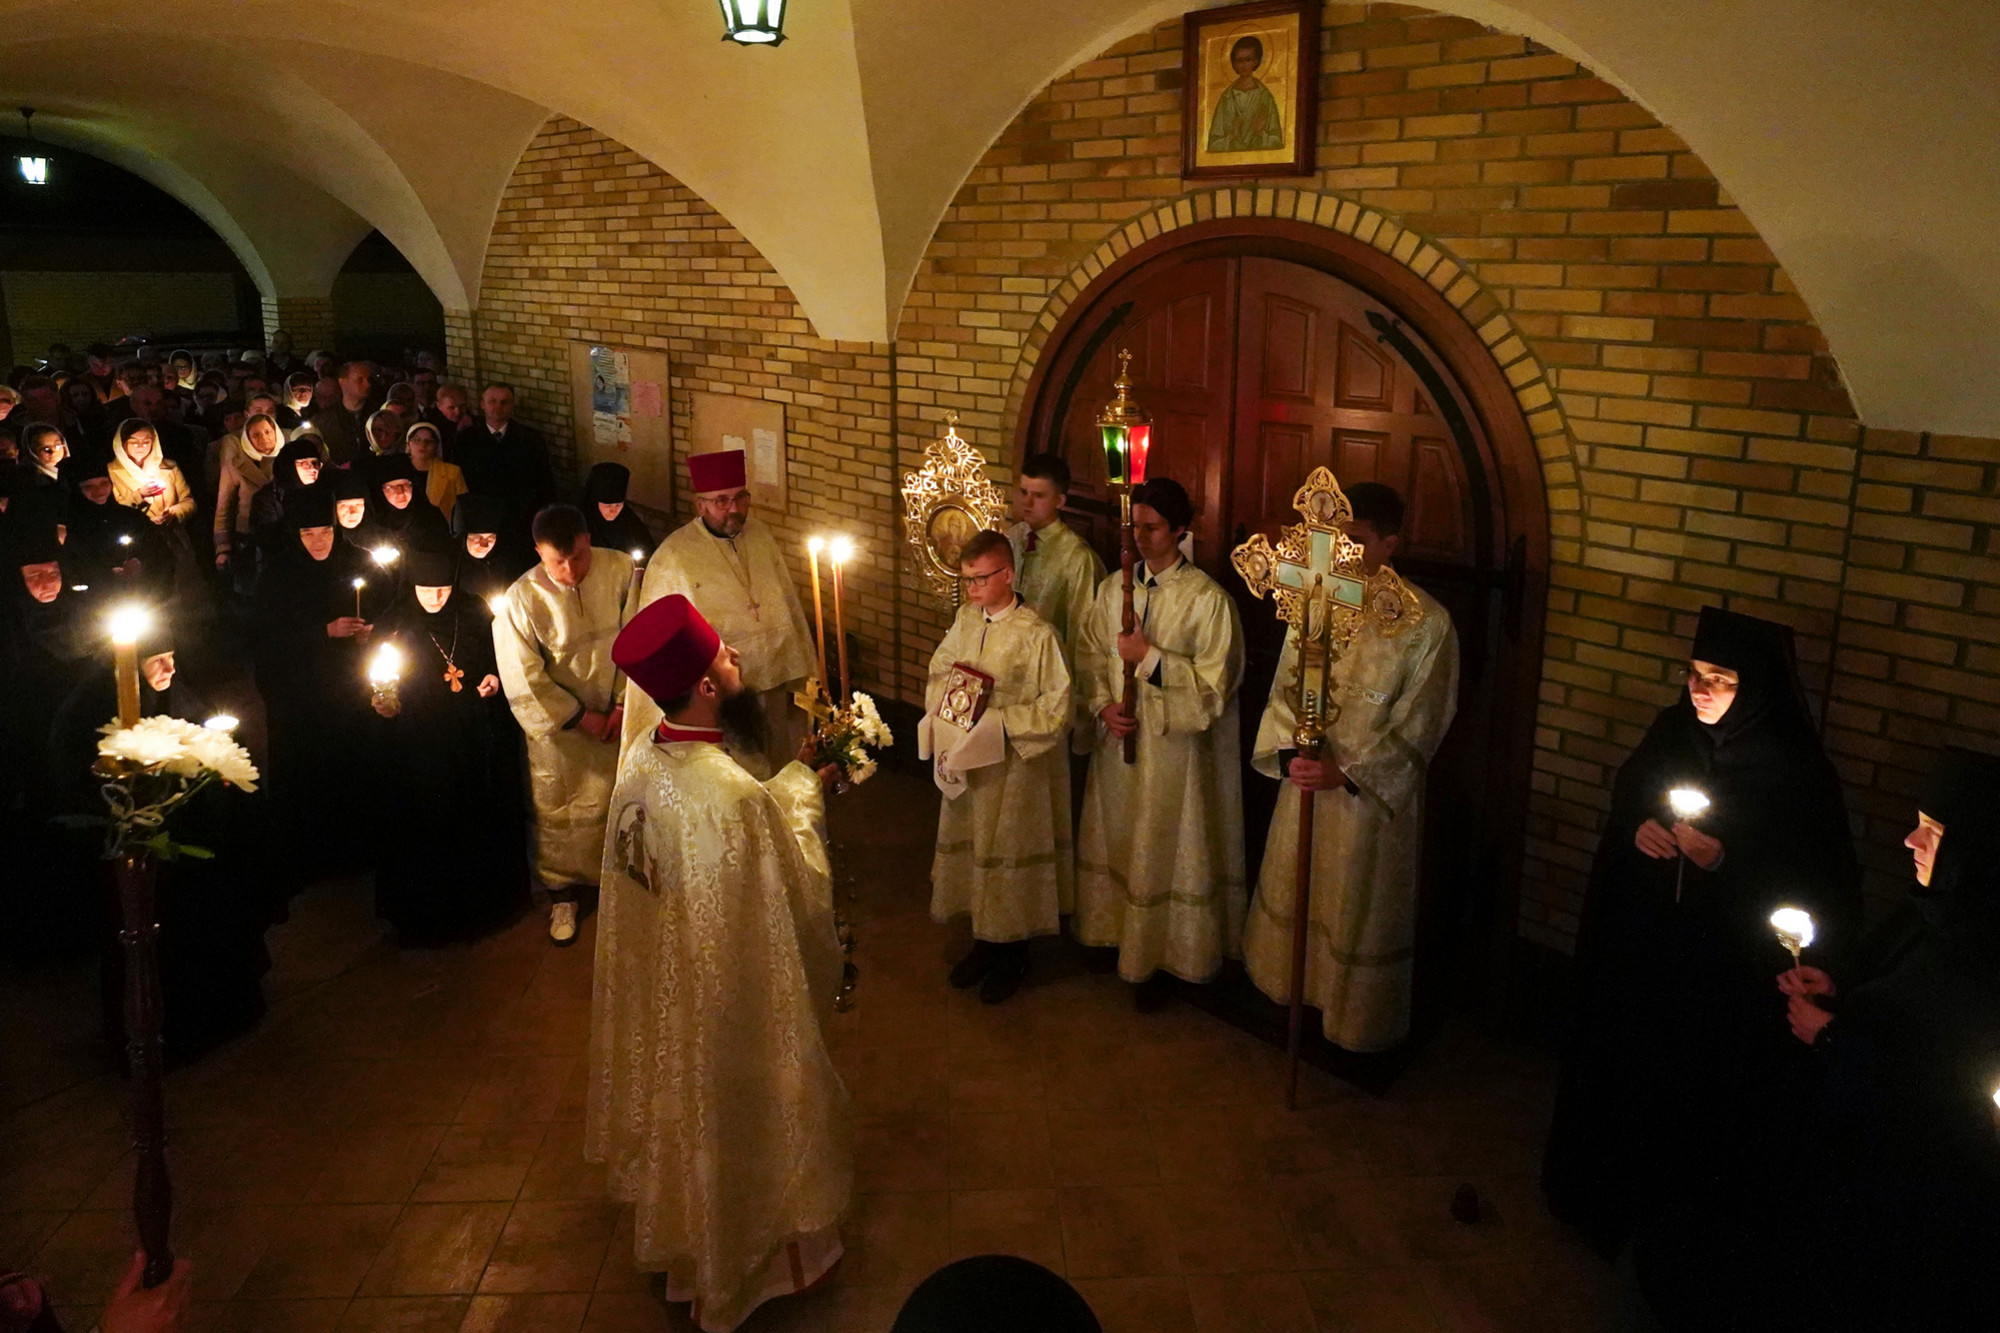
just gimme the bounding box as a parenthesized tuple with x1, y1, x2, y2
(443, 663, 465, 693)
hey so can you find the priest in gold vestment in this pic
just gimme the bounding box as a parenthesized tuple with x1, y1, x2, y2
(921, 529, 1074, 1004)
(589, 594, 850, 1333)
(1074, 479, 1247, 989)
(623, 448, 815, 777)
(1243, 483, 1460, 1052)
(494, 504, 636, 945)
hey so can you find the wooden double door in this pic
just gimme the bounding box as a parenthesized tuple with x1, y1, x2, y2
(1025, 247, 1542, 1020)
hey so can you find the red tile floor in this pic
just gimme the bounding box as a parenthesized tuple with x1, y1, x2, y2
(0, 768, 1610, 1331)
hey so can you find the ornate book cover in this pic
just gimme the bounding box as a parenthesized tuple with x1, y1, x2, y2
(937, 661, 995, 731)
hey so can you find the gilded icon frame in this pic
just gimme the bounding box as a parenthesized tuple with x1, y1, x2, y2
(1182, 0, 1320, 181)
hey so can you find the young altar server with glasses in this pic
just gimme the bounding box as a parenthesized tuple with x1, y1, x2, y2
(1072, 478, 1247, 1004)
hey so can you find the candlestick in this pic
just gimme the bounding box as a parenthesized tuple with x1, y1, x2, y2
(829, 536, 853, 705)
(807, 535, 830, 696)
(1667, 787, 1710, 903)
(107, 605, 149, 728)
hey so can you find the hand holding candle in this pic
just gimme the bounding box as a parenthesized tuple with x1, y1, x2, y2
(1668, 787, 1711, 822)
(351, 576, 366, 619)
(368, 642, 405, 717)
(1769, 906, 1816, 972)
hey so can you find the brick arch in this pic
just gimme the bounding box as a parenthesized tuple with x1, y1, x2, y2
(1001, 186, 1581, 536)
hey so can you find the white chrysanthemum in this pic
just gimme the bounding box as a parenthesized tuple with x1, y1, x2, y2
(99, 716, 260, 789)
(98, 717, 194, 769)
(848, 758, 878, 786)
(184, 729, 261, 790)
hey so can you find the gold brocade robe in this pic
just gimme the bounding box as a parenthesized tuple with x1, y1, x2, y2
(622, 515, 816, 775)
(927, 599, 1075, 942)
(493, 549, 635, 888)
(1243, 578, 1459, 1052)
(1074, 560, 1248, 983)
(1009, 517, 1105, 672)
(589, 737, 850, 1333)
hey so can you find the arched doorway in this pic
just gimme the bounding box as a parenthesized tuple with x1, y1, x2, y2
(1018, 216, 1550, 1031)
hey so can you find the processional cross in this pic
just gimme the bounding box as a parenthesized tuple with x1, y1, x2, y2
(1231, 466, 1422, 1108)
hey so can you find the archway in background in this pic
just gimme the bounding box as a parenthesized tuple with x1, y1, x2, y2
(1017, 206, 1553, 1031)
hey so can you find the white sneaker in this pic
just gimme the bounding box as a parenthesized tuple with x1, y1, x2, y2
(549, 901, 578, 945)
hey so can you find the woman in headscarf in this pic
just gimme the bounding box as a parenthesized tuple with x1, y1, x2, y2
(18, 424, 69, 497)
(1633, 747, 2000, 1333)
(367, 544, 529, 944)
(107, 418, 195, 528)
(1542, 606, 1862, 1256)
(250, 488, 376, 894)
(404, 421, 467, 523)
(581, 461, 654, 559)
(213, 410, 286, 590)
(365, 407, 406, 464)
(366, 451, 450, 551)
(48, 618, 271, 1062)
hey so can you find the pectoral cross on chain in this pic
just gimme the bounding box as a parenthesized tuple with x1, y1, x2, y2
(443, 662, 465, 693)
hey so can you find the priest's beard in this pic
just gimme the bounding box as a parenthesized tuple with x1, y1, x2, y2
(719, 686, 767, 754)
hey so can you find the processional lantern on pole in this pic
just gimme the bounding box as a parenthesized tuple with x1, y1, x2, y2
(1231, 467, 1424, 1108)
(1097, 348, 1152, 766)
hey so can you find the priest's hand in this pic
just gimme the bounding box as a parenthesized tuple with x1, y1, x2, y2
(101, 1250, 191, 1333)
(327, 616, 369, 639)
(1634, 819, 1679, 859)
(1787, 994, 1835, 1046)
(1287, 756, 1347, 792)
(1116, 626, 1151, 665)
(115, 557, 142, 576)
(477, 674, 500, 698)
(1778, 965, 1836, 999)
(816, 762, 843, 795)
(1099, 702, 1137, 738)
(371, 696, 398, 719)
(1671, 821, 1723, 870)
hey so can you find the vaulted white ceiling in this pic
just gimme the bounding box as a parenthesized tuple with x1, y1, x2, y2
(2, 0, 1996, 434)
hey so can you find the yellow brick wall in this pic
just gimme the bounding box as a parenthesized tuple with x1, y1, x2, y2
(474, 6, 2000, 950)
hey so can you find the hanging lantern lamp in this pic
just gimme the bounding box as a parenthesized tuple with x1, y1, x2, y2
(719, 0, 787, 45)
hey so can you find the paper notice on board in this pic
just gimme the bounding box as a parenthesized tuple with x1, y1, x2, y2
(592, 411, 620, 446)
(752, 427, 780, 486)
(632, 380, 662, 417)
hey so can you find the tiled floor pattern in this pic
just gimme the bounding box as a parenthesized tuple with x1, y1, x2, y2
(1, 769, 1609, 1331)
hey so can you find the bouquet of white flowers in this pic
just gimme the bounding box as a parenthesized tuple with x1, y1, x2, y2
(808, 691, 894, 787)
(82, 716, 261, 860)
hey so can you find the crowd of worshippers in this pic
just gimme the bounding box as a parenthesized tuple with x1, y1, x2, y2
(0, 334, 660, 1056)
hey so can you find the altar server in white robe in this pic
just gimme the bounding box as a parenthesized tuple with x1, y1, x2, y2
(922, 528, 1074, 1005)
(623, 448, 816, 777)
(590, 593, 850, 1333)
(1007, 452, 1105, 675)
(1243, 482, 1459, 1052)
(1074, 478, 1247, 996)
(495, 504, 635, 944)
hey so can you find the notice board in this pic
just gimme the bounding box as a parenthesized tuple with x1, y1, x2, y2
(689, 390, 787, 516)
(567, 342, 672, 515)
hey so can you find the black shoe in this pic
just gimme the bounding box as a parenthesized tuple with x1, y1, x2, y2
(948, 941, 996, 989)
(979, 947, 1028, 1005)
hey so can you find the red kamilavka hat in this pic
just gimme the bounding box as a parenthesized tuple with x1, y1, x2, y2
(614, 594, 722, 703)
(687, 449, 747, 494)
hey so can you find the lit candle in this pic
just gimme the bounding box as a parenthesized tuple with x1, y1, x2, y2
(107, 605, 150, 728)
(1668, 787, 1711, 821)
(370, 545, 399, 568)
(1769, 906, 1816, 971)
(368, 642, 405, 716)
(487, 591, 508, 619)
(829, 536, 853, 706)
(351, 576, 366, 619)
(203, 714, 239, 733)
(806, 536, 829, 693)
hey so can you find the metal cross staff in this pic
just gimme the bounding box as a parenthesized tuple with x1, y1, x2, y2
(1232, 467, 1423, 1108)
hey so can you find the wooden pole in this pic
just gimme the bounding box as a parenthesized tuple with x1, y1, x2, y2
(117, 852, 175, 1288)
(1285, 605, 1330, 1111)
(1118, 487, 1137, 765)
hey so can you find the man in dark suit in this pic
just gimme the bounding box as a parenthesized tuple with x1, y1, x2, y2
(308, 361, 374, 466)
(455, 383, 556, 564)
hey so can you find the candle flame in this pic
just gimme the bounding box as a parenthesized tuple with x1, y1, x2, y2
(487, 593, 508, 617)
(117, 534, 133, 546)
(106, 604, 150, 646)
(630, 548, 645, 562)
(829, 536, 855, 564)
(808, 535, 825, 555)
(1769, 906, 1816, 951)
(203, 714, 239, 733)
(1992, 1084, 2000, 1111)
(368, 643, 405, 684)
(351, 577, 365, 590)
(370, 545, 399, 566)
(1668, 787, 1711, 820)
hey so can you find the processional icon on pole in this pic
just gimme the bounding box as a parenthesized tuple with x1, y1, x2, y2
(1231, 466, 1424, 1108)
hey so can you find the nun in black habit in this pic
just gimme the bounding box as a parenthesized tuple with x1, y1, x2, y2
(251, 488, 377, 888)
(581, 461, 655, 559)
(367, 545, 529, 944)
(1633, 746, 2000, 1332)
(48, 619, 270, 1062)
(451, 492, 520, 605)
(1542, 606, 1862, 1256)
